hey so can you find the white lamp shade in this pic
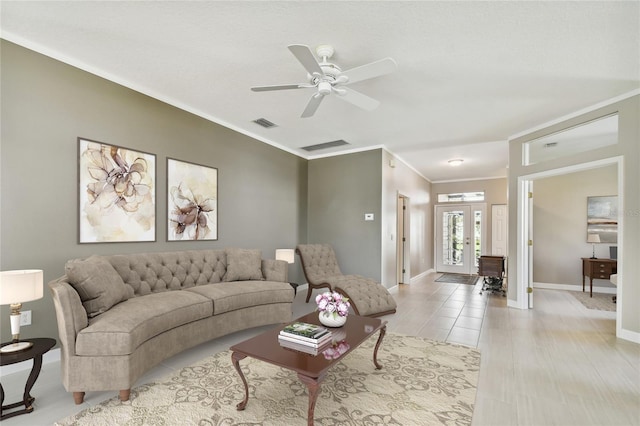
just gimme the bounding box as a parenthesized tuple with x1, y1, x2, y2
(587, 234, 601, 244)
(0, 269, 44, 305)
(275, 249, 295, 264)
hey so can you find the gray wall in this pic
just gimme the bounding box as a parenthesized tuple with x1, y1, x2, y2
(533, 165, 617, 288)
(0, 40, 308, 343)
(307, 150, 383, 281)
(381, 150, 433, 286)
(509, 94, 640, 339)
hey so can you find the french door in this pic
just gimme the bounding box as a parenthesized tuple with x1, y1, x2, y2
(435, 204, 486, 274)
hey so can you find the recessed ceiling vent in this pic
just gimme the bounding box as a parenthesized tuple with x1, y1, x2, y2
(252, 118, 277, 128)
(301, 139, 349, 152)
(543, 142, 558, 148)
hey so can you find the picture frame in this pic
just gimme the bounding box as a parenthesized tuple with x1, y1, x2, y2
(78, 138, 156, 243)
(587, 195, 618, 244)
(167, 158, 218, 241)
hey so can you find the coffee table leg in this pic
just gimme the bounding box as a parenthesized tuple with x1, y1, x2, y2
(373, 326, 386, 370)
(231, 352, 249, 410)
(297, 373, 325, 426)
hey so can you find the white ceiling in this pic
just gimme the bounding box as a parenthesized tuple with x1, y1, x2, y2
(2, 1, 638, 182)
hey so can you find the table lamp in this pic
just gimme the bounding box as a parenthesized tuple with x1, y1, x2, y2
(587, 234, 600, 259)
(0, 270, 44, 353)
(275, 249, 295, 281)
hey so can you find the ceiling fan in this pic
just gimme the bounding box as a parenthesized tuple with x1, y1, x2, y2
(251, 44, 397, 118)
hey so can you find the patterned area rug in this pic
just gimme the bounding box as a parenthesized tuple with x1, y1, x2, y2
(570, 291, 616, 312)
(435, 273, 479, 285)
(55, 333, 480, 426)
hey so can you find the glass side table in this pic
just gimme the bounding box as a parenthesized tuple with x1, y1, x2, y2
(1, 338, 56, 421)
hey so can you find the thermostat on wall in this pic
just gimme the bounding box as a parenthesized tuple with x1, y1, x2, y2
(364, 213, 374, 221)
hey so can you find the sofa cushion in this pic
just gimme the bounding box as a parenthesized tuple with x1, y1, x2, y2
(106, 250, 227, 296)
(223, 248, 263, 281)
(65, 256, 130, 318)
(75, 291, 213, 356)
(185, 281, 293, 315)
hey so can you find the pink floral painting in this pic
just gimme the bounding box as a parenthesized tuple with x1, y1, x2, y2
(167, 158, 217, 241)
(78, 138, 156, 243)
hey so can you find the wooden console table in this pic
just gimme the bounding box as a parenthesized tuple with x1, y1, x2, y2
(581, 258, 617, 298)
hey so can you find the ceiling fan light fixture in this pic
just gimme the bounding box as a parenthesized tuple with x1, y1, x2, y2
(318, 81, 332, 95)
(448, 159, 464, 167)
(250, 44, 397, 118)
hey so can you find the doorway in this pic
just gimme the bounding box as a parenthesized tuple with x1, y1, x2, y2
(435, 204, 486, 274)
(516, 158, 623, 319)
(397, 194, 410, 285)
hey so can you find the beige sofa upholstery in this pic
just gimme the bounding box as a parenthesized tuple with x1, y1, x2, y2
(296, 243, 397, 317)
(49, 249, 294, 404)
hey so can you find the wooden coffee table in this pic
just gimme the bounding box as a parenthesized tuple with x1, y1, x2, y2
(230, 312, 387, 426)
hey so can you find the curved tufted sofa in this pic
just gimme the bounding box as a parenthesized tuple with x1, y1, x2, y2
(49, 249, 294, 404)
(296, 243, 397, 317)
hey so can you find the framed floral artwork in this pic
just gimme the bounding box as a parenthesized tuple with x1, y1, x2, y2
(78, 138, 156, 243)
(167, 158, 218, 241)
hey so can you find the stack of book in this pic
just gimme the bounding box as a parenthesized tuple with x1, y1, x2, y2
(278, 321, 332, 355)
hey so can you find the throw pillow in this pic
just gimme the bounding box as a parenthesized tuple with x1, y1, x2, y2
(65, 256, 130, 317)
(224, 248, 263, 282)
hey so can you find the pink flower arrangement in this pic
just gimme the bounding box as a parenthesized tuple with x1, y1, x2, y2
(323, 340, 350, 360)
(315, 291, 350, 318)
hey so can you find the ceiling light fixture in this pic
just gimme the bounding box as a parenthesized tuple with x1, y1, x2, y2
(448, 159, 464, 167)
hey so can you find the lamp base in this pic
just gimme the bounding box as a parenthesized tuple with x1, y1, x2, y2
(1, 341, 34, 353)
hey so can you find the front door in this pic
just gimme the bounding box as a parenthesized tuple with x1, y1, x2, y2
(435, 204, 485, 274)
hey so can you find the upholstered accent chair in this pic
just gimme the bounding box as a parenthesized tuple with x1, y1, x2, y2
(296, 243, 397, 317)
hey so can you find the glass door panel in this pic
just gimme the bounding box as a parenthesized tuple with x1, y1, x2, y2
(442, 210, 466, 268)
(436, 204, 486, 275)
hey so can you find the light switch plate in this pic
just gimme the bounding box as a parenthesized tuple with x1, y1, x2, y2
(364, 213, 374, 221)
(20, 310, 32, 326)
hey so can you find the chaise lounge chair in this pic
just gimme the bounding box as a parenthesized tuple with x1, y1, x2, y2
(296, 243, 397, 317)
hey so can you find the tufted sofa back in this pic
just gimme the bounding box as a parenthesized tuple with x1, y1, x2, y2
(103, 250, 227, 296)
(296, 244, 342, 284)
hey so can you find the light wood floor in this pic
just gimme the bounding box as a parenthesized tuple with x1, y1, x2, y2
(1, 272, 638, 425)
(391, 274, 639, 426)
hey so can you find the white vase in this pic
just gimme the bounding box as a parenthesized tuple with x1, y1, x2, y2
(318, 311, 347, 328)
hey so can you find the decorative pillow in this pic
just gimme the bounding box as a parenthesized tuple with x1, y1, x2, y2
(223, 249, 263, 282)
(65, 256, 130, 317)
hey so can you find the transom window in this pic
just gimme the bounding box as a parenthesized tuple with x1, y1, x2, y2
(437, 192, 485, 203)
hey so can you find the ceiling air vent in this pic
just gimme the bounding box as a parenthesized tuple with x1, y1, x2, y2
(252, 118, 277, 128)
(543, 142, 558, 148)
(301, 140, 349, 152)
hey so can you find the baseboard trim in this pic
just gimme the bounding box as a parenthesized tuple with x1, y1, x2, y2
(410, 269, 435, 283)
(533, 282, 617, 294)
(0, 347, 61, 376)
(617, 328, 640, 344)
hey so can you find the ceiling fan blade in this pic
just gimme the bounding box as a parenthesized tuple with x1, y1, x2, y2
(337, 87, 380, 111)
(251, 84, 311, 92)
(301, 93, 324, 118)
(288, 44, 324, 76)
(341, 58, 397, 85)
